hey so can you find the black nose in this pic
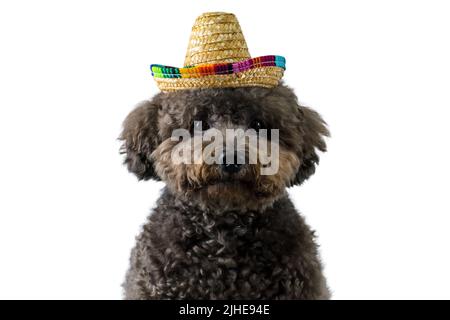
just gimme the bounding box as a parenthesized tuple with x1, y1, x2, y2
(222, 163, 242, 174)
(220, 153, 243, 174)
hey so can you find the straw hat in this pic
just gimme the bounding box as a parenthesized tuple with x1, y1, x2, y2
(150, 12, 286, 91)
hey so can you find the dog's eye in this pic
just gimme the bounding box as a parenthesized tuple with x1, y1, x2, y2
(250, 120, 264, 131)
(250, 119, 272, 139)
(191, 120, 210, 133)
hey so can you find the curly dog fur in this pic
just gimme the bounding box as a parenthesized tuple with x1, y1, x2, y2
(120, 84, 330, 299)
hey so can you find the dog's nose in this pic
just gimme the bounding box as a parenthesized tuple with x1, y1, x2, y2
(222, 162, 242, 174)
(220, 152, 243, 174)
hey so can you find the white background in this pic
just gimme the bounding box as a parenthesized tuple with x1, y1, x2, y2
(1, 0, 449, 300)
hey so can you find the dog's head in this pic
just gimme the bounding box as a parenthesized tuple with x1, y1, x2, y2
(120, 84, 328, 210)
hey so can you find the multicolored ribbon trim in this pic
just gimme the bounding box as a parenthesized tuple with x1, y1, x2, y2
(151, 55, 286, 79)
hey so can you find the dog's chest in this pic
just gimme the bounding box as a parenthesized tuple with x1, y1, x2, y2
(155, 213, 297, 299)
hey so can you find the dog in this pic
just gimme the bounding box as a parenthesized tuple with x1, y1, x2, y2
(119, 84, 330, 299)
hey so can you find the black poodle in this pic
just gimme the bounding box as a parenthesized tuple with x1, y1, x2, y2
(119, 84, 330, 299)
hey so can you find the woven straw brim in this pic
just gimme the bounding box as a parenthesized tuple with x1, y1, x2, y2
(154, 66, 284, 91)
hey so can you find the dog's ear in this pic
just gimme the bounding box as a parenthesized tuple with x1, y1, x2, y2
(292, 105, 329, 186)
(119, 98, 161, 181)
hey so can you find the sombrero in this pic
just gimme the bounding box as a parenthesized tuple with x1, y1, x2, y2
(150, 12, 286, 91)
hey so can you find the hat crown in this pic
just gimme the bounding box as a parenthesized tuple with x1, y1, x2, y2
(184, 12, 251, 67)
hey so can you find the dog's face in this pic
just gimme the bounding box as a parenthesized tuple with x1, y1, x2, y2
(120, 84, 328, 210)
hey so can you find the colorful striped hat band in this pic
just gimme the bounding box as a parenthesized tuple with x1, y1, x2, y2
(150, 12, 286, 91)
